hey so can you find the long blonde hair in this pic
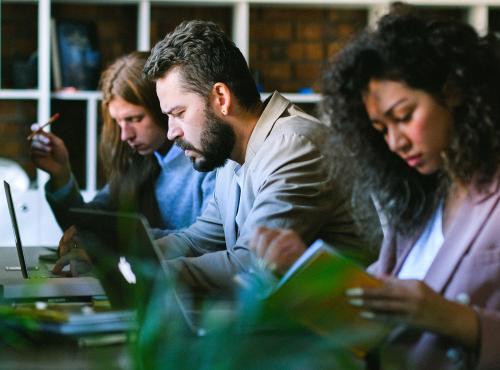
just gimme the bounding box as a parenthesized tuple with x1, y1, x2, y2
(99, 51, 167, 225)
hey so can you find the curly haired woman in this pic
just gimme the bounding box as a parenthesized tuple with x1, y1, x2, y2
(251, 14, 500, 370)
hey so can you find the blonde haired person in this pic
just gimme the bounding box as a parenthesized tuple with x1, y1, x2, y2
(31, 51, 215, 274)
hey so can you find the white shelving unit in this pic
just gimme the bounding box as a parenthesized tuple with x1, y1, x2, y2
(1, 0, 499, 245)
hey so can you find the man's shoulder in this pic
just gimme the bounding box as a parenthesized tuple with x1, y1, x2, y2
(247, 114, 329, 176)
(268, 112, 329, 149)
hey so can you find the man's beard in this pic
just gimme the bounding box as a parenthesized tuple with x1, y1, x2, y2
(175, 106, 236, 172)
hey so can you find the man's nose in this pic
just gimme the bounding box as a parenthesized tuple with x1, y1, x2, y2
(167, 120, 183, 141)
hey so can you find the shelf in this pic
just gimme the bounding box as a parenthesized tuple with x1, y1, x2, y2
(0, 89, 320, 103)
(0, 89, 39, 100)
(261, 92, 321, 103)
(51, 90, 102, 100)
(0, 0, 497, 246)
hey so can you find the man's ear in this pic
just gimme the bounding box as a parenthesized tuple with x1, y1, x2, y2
(211, 82, 232, 116)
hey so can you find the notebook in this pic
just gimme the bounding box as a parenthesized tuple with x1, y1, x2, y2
(1, 181, 104, 301)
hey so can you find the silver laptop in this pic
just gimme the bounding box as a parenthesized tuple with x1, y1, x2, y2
(69, 208, 206, 336)
(1, 180, 104, 301)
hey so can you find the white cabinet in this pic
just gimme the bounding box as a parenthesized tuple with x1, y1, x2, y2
(0, 0, 498, 246)
(0, 189, 58, 246)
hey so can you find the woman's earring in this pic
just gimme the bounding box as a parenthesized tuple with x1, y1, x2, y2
(440, 150, 451, 170)
(221, 109, 227, 115)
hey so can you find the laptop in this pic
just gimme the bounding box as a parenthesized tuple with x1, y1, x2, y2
(1, 180, 104, 301)
(68, 208, 205, 336)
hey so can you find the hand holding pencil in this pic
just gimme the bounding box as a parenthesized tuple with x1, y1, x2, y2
(29, 113, 72, 190)
(27, 113, 60, 140)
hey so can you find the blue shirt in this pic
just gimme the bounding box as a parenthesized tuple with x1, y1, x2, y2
(152, 145, 215, 235)
(46, 145, 215, 236)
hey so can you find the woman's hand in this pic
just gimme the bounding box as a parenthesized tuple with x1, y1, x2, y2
(347, 276, 479, 350)
(29, 126, 71, 190)
(250, 226, 307, 274)
(52, 226, 92, 277)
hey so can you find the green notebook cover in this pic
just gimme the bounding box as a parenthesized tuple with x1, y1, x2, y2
(260, 239, 393, 357)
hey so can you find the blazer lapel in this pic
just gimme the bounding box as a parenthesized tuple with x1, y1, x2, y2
(223, 168, 242, 247)
(245, 92, 290, 164)
(424, 186, 500, 293)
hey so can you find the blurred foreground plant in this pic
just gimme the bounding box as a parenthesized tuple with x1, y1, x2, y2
(133, 269, 364, 370)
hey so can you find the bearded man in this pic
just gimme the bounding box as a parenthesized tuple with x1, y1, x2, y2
(144, 20, 365, 294)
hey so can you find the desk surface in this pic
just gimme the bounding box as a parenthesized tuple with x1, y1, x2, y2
(0, 246, 132, 370)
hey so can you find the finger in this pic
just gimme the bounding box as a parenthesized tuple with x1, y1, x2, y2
(262, 232, 294, 269)
(61, 226, 76, 242)
(250, 226, 274, 256)
(263, 230, 305, 273)
(52, 255, 71, 275)
(359, 310, 408, 325)
(29, 132, 52, 146)
(249, 226, 268, 252)
(65, 225, 78, 240)
(58, 241, 69, 257)
(32, 132, 51, 142)
(59, 239, 76, 257)
(252, 228, 280, 258)
(350, 297, 409, 314)
(256, 229, 282, 258)
(360, 280, 408, 299)
(59, 226, 78, 256)
(31, 140, 52, 152)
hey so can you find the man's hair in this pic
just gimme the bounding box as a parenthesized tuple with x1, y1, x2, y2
(322, 13, 500, 235)
(144, 20, 261, 111)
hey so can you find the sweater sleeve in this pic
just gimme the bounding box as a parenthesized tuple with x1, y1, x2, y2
(45, 174, 111, 230)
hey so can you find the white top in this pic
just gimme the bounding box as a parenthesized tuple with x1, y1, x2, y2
(398, 201, 444, 280)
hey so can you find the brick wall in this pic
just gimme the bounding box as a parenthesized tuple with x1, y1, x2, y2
(1, 4, 367, 181)
(151, 6, 232, 46)
(249, 7, 367, 93)
(0, 3, 471, 184)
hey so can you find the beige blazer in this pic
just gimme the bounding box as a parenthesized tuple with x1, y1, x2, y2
(157, 92, 366, 292)
(369, 179, 500, 370)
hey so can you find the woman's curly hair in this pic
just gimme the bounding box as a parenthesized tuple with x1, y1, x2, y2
(321, 14, 500, 236)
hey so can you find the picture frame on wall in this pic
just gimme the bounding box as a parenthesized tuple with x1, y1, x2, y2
(52, 19, 101, 91)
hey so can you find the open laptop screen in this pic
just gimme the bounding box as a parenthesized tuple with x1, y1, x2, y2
(4, 180, 28, 278)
